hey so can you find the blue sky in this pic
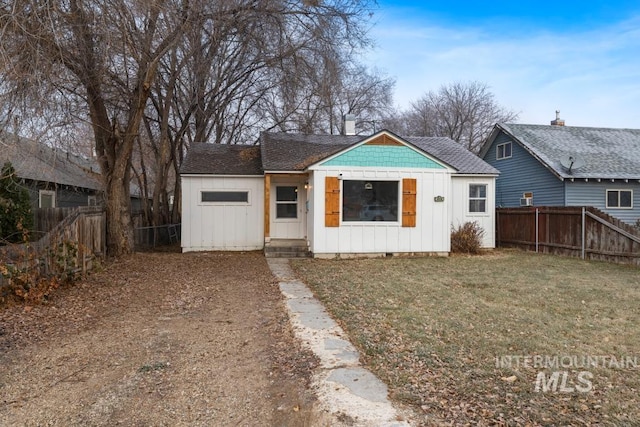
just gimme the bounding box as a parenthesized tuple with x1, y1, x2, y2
(367, 1, 640, 128)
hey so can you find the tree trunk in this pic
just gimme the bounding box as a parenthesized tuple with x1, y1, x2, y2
(105, 168, 134, 256)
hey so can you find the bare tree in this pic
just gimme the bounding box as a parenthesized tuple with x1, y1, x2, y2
(401, 81, 518, 153)
(1, 0, 378, 253)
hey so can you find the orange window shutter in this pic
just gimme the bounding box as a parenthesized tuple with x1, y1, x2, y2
(325, 176, 340, 227)
(402, 178, 417, 227)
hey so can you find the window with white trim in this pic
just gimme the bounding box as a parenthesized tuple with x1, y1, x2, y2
(469, 184, 487, 213)
(496, 142, 512, 160)
(39, 190, 56, 208)
(201, 191, 249, 203)
(606, 189, 632, 209)
(88, 195, 98, 206)
(275, 186, 298, 218)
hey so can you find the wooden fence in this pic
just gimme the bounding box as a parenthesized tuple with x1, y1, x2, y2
(496, 206, 640, 266)
(33, 207, 80, 238)
(1, 207, 106, 283)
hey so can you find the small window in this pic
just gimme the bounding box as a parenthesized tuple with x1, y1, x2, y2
(496, 142, 512, 160)
(201, 191, 249, 203)
(469, 184, 487, 213)
(88, 195, 98, 206)
(39, 190, 56, 208)
(276, 186, 298, 218)
(342, 180, 399, 222)
(606, 190, 632, 209)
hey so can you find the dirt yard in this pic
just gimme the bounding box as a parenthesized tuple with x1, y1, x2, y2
(0, 251, 319, 426)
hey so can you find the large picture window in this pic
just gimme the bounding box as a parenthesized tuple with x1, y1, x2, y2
(606, 189, 632, 209)
(342, 180, 398, 222)
(469, 184, 487, 213)
(276, 186, 298, 218)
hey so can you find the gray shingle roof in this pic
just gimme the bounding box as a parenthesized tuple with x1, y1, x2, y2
(180, 143, 262, 175)
(406, 136, 499, 174)
(1, 133, 102, 190)
(181, 131, 498, 175)
(260, 133, 362, 171)
(496, 123, 640, 179)
(260, 131, 498, 174)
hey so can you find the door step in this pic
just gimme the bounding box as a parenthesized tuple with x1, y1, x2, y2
(264, 240, 311, 258)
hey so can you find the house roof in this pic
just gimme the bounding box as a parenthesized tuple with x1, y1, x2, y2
(1, 133, 102, 190)
(406, 136, 499, 175)
(180, 143, 263, 175)
(260, 131, 498, 174)
(483, 123, 640, 180)
(181, 131, 498, 176)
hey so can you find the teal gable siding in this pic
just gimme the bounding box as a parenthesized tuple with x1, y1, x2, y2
(321, 145, 445, 169)
(483, 132, 564, 207)
(565, 181, 640, 224)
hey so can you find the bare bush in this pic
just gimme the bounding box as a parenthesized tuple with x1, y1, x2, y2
(451, 221, 485, 254)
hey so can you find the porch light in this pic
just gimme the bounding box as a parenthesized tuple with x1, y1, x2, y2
(364, 182, 373, 190)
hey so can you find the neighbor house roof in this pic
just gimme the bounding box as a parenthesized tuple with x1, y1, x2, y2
(1, 133, 102, 190)
(180, 143, 263, 175)
(482, 123, 640, 180)
(181, 130, 498, 176)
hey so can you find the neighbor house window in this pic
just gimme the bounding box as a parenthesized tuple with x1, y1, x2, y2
(496, 142, 512, 160)
(606, 189, 632, 209)
(276, 186, 298, 218)
(342, 180, 398, 222)
(201, 191, 249, 203)
(469, 184, 487, 213)
(87, 195, 98, 206)
(39, 190, 56, 208)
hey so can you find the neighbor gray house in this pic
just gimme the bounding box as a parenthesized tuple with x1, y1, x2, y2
(2, 132, 149, 213)
(2, 133, 103, 209)
(479, 116, 640, 224)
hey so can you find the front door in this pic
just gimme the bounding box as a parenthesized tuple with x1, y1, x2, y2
(271, 183, 306, 239)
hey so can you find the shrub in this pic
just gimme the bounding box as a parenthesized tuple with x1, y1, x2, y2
(0, 240, 79, 305)
(0, 162, 33, 244)
(451, 221, 485, 254)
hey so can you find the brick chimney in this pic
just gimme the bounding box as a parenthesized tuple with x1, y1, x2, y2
(551, 110, 565, 126)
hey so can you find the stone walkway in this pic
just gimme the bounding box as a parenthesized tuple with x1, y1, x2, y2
(267, 258, 410, 427)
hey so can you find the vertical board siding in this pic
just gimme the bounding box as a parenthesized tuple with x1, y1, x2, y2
(310, 168, 451, 254)
(566, 180, 640, 224)
(181, 176, 264, 251)
(402, 178, 417, 227)
(264, 174, 271, 237)
(483, 132, 564, 207)
(325, 176, 340, 227)
(451, 176, 496, 248)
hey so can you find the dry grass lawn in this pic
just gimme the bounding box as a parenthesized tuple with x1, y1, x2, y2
(291, 250, 640, 426)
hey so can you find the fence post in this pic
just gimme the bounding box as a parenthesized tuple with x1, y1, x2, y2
(535, 208, 539, 253)
(581, 207, 586, 259)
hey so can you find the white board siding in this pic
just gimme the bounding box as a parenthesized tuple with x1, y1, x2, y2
(309, 168, 452, 255)
(451, 176, 496, 248)
(181, 176, 264, 251)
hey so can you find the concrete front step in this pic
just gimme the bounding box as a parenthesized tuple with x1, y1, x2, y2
(265, 250, 311, 258)
(264, 239, 310, 258)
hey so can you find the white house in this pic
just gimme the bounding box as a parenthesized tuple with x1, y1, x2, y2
(180, 129, 498, 256)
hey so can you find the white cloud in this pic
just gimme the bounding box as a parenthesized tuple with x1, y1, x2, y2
(368, 14, 640, 128)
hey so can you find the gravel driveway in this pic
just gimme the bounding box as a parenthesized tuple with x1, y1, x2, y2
(0, 251, 319, 426)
